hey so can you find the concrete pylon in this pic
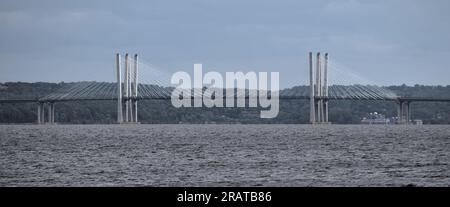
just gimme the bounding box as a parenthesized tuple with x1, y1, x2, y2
(309, 52, 315, 124)
(316, 53, 322, 123)
(309, 52, 330, 124)
(47, 103, 52, 124)
(116, 53, 123, 123)
(41, 103, 45, 123)
(396, 100, 412, 125)
(397, 100, 403, 124)
(405, 101, 411, 124)
(127, 54, 133, 122)
(124, 53, 129, 122)
(323, 53, 329, 123)
(133, 54, 139, 123)
(116, 52, 139, 124)
(37, 103, 42, 124)
(50, 103, 55, 124)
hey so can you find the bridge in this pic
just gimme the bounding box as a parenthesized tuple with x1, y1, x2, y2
(1, 52, 449, 124)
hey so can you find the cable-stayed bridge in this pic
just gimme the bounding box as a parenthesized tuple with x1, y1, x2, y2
(33, 82, 396, 102)
(0, 52, 449, 124)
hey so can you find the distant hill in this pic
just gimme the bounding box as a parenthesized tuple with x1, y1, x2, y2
(0, 82, 449, 124)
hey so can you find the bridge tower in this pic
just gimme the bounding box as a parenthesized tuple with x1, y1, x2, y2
(309, 52, 330, 124)
(116, 53, 139, 124)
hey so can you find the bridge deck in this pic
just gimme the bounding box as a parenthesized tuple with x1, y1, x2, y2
(2, 96, 450, 103)
(0, 99, 40, 103)
(1, 82, 450, 103)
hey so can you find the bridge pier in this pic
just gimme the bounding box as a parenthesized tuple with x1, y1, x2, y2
(405, 101, 411, 124)
(47, 103, 52, 124)
(397, 100, 403, 124)
(396, 100, 412, 124)
(36, 102, 55, 124)
(309, 52, 330, 124)
(37, 103, 42, 124)
(38, 102, 46, 124)
(50, 102, 55, 124)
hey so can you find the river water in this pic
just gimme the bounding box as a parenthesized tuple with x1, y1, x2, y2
(0, 124, 448, 186)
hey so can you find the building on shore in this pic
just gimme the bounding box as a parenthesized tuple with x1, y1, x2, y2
(361, 112, 391, 125)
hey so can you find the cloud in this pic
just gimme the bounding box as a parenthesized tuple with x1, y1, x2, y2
(0, 0, 449, 86)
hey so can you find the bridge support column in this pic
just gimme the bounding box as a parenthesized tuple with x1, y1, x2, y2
(51, 103, 55, 124)
(46, 102, 55, 124)
(397, 100, 405, 124)
(309, 52, 330, 124)
(37, 103, 42, 124)
(128, 54, 133, 123)
(405, 101, 411, 124)
(38, 102, 45, 124)
(42, 103, 45, 124)
(117, 52, 139, 124)
(316, 53, 322, 123)
(116, 53, 123, 123)
(133, 54, 139, 123)
(47, 103, 51, 123)
(309, 52, 315, 123)
(124, 53, 130, 123)
(323, 53, 329, 123)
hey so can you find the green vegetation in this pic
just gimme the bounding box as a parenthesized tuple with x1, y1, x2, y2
(0, 82, 449, 124)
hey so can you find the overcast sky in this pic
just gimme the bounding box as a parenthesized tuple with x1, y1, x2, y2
(0, 0, 449, 88)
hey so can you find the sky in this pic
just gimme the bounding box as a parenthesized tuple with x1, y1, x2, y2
(0, 0, 449, 88)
